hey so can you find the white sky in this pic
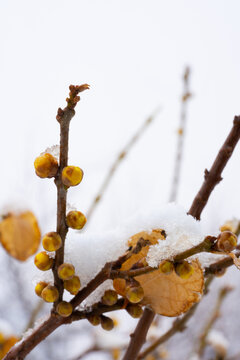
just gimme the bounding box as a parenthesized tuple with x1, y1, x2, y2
(1, 0, 240, 233)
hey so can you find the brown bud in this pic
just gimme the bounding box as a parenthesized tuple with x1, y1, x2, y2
(216, 231, 238, 252)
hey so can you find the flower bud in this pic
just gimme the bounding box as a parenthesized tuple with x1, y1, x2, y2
(126, 303, 143, 318)
(101, 290, 118, 306)
(62, 166, 83, 187)
(159, 260, 174, 274)
(216, 231, 238, 252)
(34, 251, 53, 271)
(100, 315, 114, 331)
(34, 153, 58, 178)
(42, 232, 62, 252)
(41, 285, 59, 303)
(126, 283, 144, 304)
(56, 301, 73, 317)
(175, 261, 194, 279)
(64, 275, 81, 295)
(35, 281, 48, 297)
(66, 211, 87, 230)
(58, 263, 75, 280)
(87, 315, 101, 326)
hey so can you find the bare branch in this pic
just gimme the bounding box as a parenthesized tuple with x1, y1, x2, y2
(188, 116, 240, 220)
(123, 116, 240, 360)
(122, 307, 155, 360)
(86, 107, 161, 222)
(169, 66, 192, 202)
(197, 286, 232, 357)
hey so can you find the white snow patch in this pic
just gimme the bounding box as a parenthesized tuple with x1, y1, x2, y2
(41, 145, 60, 160)
(207, 329, 229, 356)
(36, 204, 211, 307)
(146, 204, 204, 267)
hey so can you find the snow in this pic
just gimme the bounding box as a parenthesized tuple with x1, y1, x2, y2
(146, 204, 204, 267)
(207, 329, 229, 356)
(35, 203, 214, 306)
(41, 145, 60, 160)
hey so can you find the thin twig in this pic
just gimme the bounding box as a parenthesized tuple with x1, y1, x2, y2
(24, 299, 44, 332)
(197, 286, 232, 357)
(169, 66, 192, 202)
(86, 107, 161, 222)
(122, 116, 240, 360)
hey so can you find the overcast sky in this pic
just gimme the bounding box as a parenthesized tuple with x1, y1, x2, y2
(1, 0, 240, 233)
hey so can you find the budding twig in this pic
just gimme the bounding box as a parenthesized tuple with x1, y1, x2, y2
(122, 116, 240, 360)
(53, 85, 89, 303)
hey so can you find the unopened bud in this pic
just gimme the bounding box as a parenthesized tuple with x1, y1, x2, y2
(34, 153, 58, 178)
(126, 303, 143, 318)
(101, 290, 118, 306)
(175, 261, 194, 279)
(126, 283, 144, 304)
(216, 231, 238, 253)
(56, 301, 73, 317)
(41, 285, 59, 303)
(64, 275, 81, 295)
(66, 211, 87, 230)
(35, 281, 48, 297)
(58, 263, 75, 280)
(42, 232, 62, 252)
(34, 251, 53, 271)
(100, 315, 114, 331)
(62, 166, 83, 187)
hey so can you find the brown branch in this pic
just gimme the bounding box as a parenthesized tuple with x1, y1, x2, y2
(86, 107, 161, 222)
(188, 116, 240, 220)
(169, 66, 192, 202)
(111, 236, 216, 280)
(53, 85, 89, 303)
(123, 116, 240, 360)
(204, 250, 240, 276)
(71, 298, 125, 321)
(3, 314, 65, 360)
(122, 307, 155, 360)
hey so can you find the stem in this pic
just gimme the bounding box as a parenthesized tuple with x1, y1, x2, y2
(188, 116, 240, 220)
(53, 111, 74, 302)
(122, 307, 155, 360)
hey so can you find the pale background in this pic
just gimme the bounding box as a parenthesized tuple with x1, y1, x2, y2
(1, 1, 240, 359)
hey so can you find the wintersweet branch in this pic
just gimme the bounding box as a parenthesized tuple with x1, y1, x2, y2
(123, 116, 240, 360)
(53, 84, 89, 303)
(189, 115, 240, 220)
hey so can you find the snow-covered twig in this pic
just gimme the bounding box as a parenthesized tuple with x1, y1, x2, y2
(122, 116, 240, 360)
